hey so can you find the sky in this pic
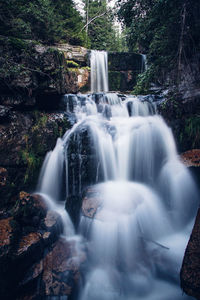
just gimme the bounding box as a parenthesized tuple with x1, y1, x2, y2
(74, 0, 121, 31)
(74, 0, 117, 15)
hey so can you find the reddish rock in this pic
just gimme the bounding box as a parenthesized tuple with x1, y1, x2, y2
(17, 232, 42, 256)
(0, 217, 13, 248)
(77, 69, 90, 90)
(14, 192, 48, 227)
(181, 149, 200, 167)
(41, 237, 86, 296)
(0, 192, 64, 299)
(180, 208, 200, 298)
(82, 186, 103, 219)
(0, 167, 8, 187)
(45, 210, 60, 228)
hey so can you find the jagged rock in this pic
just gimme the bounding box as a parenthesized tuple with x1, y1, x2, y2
(43, 210, 63, 245)
(82, 186, 102, 219)
(0, 105, 10, 122)
(1, 95, 36, 108)
(0, 111, 70, 208)
(0, 38, 70, 100)
(180, 209, 200, 299)
(0, 167, 8, 187)
(41, 237, 86, 297)
(17, 232, 42, 256)
(13, 192, 48, 227)
(181, 149, 200, 167)
(55, 43, 88, 65)
(0, 217, 13, 249)
(0, 192, 64, 299)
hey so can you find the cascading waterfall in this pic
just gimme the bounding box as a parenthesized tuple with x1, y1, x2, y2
(36, 54, 198, 300)
(90, 50, 109, 92)
(141, 54, 148, 71)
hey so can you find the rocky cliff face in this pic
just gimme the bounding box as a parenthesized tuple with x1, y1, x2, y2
(0, 192, 85, 300)
(0, 37, 89, 208)
(0, 37, 91, 299)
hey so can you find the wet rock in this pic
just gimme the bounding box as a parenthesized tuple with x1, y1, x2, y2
(13, 192, 48, 227)
(18, 237, 86, 299)
(157, 96, 200, 153)
(55, 43, 88, 65)
(0, 217, 13, 248)
(77, 68, 90, 90)
(180, 149, 200, 187)
(43, 210, 63, 245)
(108, 52, 143, 72)
(180, 209, 200, 298)
(181, 149, 200, 167)
(0, 192, 65, 299)
(82, 186, 103, 219)
(17, 232, 42, 256)
(0, 167, 8, 187)
(0, 38, 69, 102)
(0, 111, 70, 208)
(41, 237, 86, 296)
(0, 105, 11, 122)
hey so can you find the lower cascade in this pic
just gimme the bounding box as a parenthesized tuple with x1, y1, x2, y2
(36, 92, 198, 299)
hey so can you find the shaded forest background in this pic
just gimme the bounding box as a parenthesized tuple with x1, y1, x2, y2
(0, 0, 200, 91)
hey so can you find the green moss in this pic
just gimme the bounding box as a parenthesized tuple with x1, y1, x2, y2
(21, 149, 41, 183)
(68, 67, 80, 73)
(82, 66, 91, 71)
(185, 116, 200, 148)
(109, 71, 121, 91)
(32, 112, 48, 132)
(67, 60, 79, 68)
(133, 67, 154, 95)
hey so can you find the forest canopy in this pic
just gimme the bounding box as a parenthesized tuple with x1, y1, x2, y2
(117, 0, 200, 89)
(0, 0, 125, 50)
(0, 0, 86, 45)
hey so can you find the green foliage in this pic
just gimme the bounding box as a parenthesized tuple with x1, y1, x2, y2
(32, 111, 48, 131)
(133, 67, 154, 95)
(20, 112, 49, 183)
(109, 71, 121, 91)
(21, 149, 40, 183)
(117, 0, 200, 88)
(84, 0, 126, 51)
(0, 0, 86, 45)
(185, 116, 200, 148)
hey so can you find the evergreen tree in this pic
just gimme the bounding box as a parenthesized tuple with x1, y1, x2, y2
(117, 0, 200, 88)
(84, 0, 124, 51)
(0, 0, 86, 45)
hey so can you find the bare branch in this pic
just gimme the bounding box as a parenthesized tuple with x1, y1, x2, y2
(81, 11, 107, 32)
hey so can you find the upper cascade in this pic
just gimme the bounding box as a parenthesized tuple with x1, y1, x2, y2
(90, 50, 109, 93)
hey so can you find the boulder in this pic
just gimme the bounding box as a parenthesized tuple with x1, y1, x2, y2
(0, 111, 70, 208)
(0, 105, 11, 122)
(82, 186, 103, 219)
(180, 209, 200, 299)
(0, 217, 13, 249)
(0, 167, 8, 187)
(181, 149, 200, 167)
(0, 192, 63, 299)
(41, 237, 86, 297)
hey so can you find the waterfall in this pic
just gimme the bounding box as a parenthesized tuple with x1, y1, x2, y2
(36, 64, 198, 299)
(141, 54, 148, 71)
(90, 50, 109, 92)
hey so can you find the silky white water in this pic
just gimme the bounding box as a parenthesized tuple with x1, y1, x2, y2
(90, 50, 109, 92)
(36, 91, 198, 299)
(35, 50, 198, 300)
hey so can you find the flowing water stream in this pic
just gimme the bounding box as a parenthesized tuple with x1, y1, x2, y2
(36, 51, 198, 299)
